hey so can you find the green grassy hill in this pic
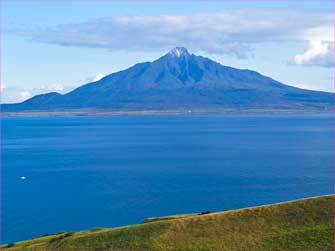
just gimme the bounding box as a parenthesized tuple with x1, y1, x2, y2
(2, 195, 333, 250)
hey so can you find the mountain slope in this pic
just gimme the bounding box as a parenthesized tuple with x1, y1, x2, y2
(2, 195, 333, 250)
(3, 47, 333, 112)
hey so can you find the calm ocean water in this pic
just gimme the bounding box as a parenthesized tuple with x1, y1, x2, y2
(1, 114, 334, 243)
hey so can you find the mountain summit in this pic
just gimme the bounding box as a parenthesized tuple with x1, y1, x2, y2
(3, 47, 333, 113)
(167, 47, 190, 57)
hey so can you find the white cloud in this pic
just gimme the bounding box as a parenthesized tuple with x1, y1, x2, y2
(45, 84, 64, 92)
(92, 73, 106, 82)
(80, 73, 106, 84)
(19, 90, 32, 100)
(10, 9, 333, 59)
(294, 41, 334, 67)
(32, 84, 66, 94)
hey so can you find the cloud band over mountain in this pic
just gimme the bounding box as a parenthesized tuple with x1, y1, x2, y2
(10, 8, 333, 63)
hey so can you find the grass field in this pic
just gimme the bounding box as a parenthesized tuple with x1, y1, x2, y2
(2, 195, 333, 250)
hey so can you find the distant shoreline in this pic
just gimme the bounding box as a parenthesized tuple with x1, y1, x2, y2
(1, 109, 333, 117)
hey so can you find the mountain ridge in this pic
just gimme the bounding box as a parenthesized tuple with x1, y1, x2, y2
(2, 47, 333, 113)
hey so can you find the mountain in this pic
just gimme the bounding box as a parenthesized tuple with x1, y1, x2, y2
(2, 195, 333, 250)
(2, 47, 333, 113)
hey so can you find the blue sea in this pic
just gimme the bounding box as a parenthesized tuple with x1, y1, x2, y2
(1, 114, 334, 243)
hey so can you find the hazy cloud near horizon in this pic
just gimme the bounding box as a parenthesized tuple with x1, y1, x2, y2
(10, 8, 333, 65)
(1, 84, 66, 103)
(1, 73, 107, 103)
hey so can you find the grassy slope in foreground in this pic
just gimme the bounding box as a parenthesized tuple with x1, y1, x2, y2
(2, 195, 334, 250)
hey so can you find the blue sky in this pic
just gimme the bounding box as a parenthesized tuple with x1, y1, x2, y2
(1, 0, 334, 103)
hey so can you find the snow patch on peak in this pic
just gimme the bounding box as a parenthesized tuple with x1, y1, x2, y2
(168, 47, 190, 57)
